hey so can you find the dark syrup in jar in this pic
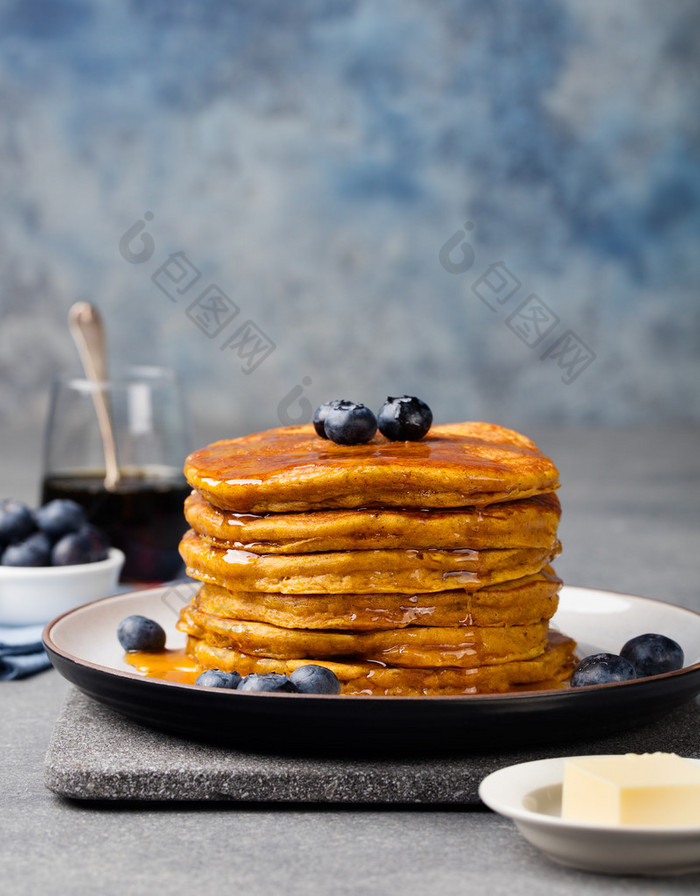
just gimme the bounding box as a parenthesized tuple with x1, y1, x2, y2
(41, 469, 191, 582)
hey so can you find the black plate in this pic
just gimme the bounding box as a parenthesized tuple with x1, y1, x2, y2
(44, 585, 700, 753)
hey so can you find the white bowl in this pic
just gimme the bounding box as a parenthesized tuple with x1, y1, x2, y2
(0, 548, 125, 626)
(479, 756, 700, 876)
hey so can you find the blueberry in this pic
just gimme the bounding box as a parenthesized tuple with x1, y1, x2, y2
(620, 633, 684, 678)
(569, 653, 638, 688)
(2, 532, 52, 567)
(195, 669, 242, 689)
(51, 530, 94, 566)
(81, 524, 110, 562)
(237, 672, 297, 693)
(35, 499, 87, 540)
(0, 499, 36, 546)
(117, 615, 167, 652)
(377, 396, 433, 441)
(312, 400, 346, 439)
(290, 664, 341, 695)
(323, 401, 377, 445)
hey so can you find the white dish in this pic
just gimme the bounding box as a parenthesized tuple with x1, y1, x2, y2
(0, 548, 124, 625)
(43, 585, 700, 752)
(479, 756, 700, 875)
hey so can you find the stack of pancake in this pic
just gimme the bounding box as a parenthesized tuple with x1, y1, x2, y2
(177, 422, 577, 695)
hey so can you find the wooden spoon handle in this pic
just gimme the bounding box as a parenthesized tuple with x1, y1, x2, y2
(68, 303, 120, 491)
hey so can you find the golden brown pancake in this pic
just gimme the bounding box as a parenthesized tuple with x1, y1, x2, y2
(184, 422, 560, 512)
(185, 630, 577, 695)
(190, 568, 561, 630)
(179, 604, 550, 668)
(184, 491, 561, 553)
(179, 529, 561, 594)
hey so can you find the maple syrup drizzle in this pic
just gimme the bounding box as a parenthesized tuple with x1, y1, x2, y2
(124, 648, 200, 684)
(185, 426, 544, 486)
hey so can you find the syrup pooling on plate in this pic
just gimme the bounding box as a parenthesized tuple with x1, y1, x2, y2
(124, 648, 199, 684)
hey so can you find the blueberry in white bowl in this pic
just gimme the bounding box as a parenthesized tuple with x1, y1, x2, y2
(2, 532, 52, 567)
(80, 524, 110, 562)
(0, 498, 36, 546)
(51, 530, 95, 566)
(0, 497, 111, 568)
(35, 499, 87, 540)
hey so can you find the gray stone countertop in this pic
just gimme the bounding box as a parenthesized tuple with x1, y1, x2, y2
(2, 425, 700, 895)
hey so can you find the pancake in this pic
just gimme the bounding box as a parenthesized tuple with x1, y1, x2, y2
(179, 605, 550, 668)
(184, 422, 560, 512)
(190, 568, 561, 630)
(179, 528, 561, 594)
(184, 491, 561, 553)
(185, 630, 577, 695)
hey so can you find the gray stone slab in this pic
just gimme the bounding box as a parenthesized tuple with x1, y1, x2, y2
(45, 688, 700, 804)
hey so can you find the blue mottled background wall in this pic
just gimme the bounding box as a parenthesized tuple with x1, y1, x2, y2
(1, 0, 699, 449)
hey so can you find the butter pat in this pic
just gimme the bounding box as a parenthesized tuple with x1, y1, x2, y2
(561, 753, 700, 826)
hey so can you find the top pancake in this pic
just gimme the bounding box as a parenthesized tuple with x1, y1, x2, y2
(184, 422, 560, 512)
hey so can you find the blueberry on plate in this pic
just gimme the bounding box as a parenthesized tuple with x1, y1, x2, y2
(117, 615, 167, 652)
(51, 530, 94, 566)
(35, 499, 87, 540)
(620, 633, 684, 678)
(290, 664, 342, 695)
(323, 401, 377, 445)
(1, 532, 52, 567)
(0, 498, 36, 546)
(377, 396, 433, 441)
(237, 672, 298, 693)
(569, 653, 638, 688)
(195, 669, 242, 689)
(312, 400, 346, 439)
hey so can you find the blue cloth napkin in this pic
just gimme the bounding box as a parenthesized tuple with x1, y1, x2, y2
(0, 624, 52, 680)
